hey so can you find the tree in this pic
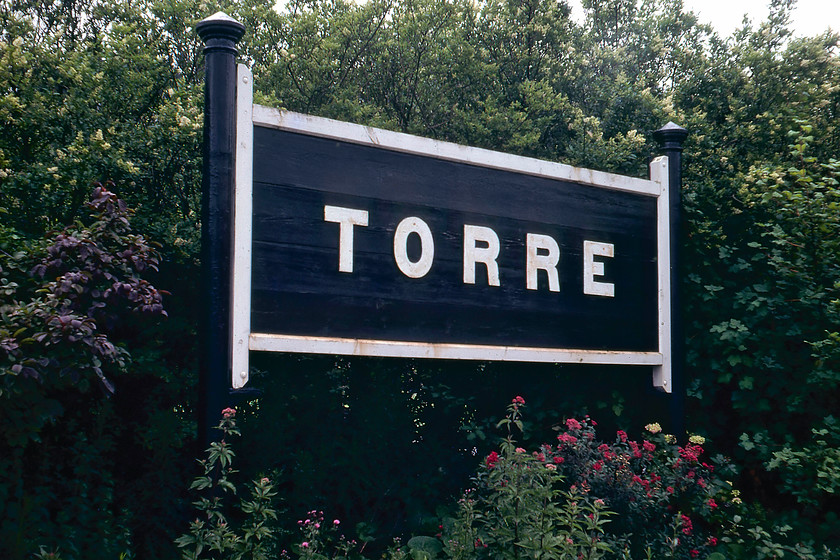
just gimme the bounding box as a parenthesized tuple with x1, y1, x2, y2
(0, 186, 175, 559)
(3, 0, 840, 553)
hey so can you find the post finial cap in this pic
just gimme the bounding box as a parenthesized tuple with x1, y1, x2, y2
(196, 12, 245, 44)
(653, 122, 689, 148)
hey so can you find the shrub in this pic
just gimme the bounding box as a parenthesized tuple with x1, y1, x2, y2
(434, 398, 831, 559)
(177, 398, 835, 560)
(176, 407, 282, 560)
(0, 185, 174, 560)
(436, 396, 614, 560)
(543, 416, 731, 558)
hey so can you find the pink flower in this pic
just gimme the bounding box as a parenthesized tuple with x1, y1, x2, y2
(260, 477, 270, 485)
(592, 461, 603, 471)
(708, 537, 718, 546)
(680, 444, 703, 463)
(566, 418, 582, 431)
(512, 396, 525, 405)
(301, 542, 309, 549)
(681, 515, 693, 535)
(666, 486, 674, 493)
(708, 498, 718, 510)
(617, 430, 628, 443)
(485, 451, 499, 469)
(333, 519, 340, 526)
(557, 433, 578, 445)
(221, 407, 236, 419)
(690, 549, 699, 558)
(515, 447, 526, 453)
(643, 440, 656, 453)
(596, 443, 616, 461)
(553, 456, 565, 464)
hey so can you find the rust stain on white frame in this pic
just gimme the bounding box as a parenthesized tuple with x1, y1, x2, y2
(231, 64, 673, 392)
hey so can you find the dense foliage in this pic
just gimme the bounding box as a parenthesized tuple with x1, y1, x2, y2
(176, 407, 281, 560)
(0, 187, 181, 558)
(2, 0, 840, 556)
(173, 400, 830, 560)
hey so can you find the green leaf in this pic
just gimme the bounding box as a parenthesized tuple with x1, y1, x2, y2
(407, 536, 443, 557)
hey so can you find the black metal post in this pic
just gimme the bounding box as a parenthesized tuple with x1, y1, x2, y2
(653, 122, 689, 441)
(197, 12, 245, 447)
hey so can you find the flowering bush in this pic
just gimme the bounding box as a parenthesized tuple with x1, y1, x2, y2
(176, 408, 281, 560)
(492, 410, 829, 559)
(294, 509, 357, 560)
(533, 415, 733, 558)
(176, 400, 831, 560)
(432, 397, 614, 560)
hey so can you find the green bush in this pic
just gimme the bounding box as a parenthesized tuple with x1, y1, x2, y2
(0, 186, 184, 560)
(177, 398, 837, 560)
(4, 0, 840, 553)
(176, 407, 282, 560)
(436, 396, 613, 560)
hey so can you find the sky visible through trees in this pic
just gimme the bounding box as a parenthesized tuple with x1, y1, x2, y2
(568, 0, 839, 36)
(2, 0, 840, 557)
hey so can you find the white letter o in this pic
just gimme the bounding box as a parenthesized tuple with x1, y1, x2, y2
(394, 217, 434, 278)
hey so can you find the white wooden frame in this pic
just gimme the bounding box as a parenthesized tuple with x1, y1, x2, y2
(231, 64, 672, 392)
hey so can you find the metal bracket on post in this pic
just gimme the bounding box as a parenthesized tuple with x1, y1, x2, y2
(197, 12, 245, 447)
(653, 121, 689, 438)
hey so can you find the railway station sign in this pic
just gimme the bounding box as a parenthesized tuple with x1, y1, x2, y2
(229, 65, 674, 392)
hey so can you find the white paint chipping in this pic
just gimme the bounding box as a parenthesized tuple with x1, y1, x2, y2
(463, 225, 501, 287)
(230, 98, 673, 392)
(231, 64, 254, 389)
(249, 333, 664, 366)
(582, 241, 615, 298)
(526, 233, 561, 292)
(651, 156, 672, 393)
(252, 106, 661, 197)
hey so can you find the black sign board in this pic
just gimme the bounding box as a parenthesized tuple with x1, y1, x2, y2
(230, 65, 673, 391)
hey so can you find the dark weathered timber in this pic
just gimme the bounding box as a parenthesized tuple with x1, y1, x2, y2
(197, 12, 245, 447)
(250, 127, 659, 352)
(653, 122, 688, 434)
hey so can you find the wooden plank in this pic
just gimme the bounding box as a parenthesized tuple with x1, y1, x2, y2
(250, 127, 659, 352)
(231, 64, 253, 388)
(253, 106, 661, 197)
(249, 333, 664, 365)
